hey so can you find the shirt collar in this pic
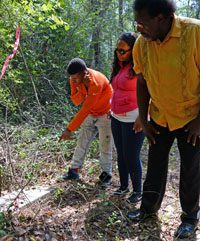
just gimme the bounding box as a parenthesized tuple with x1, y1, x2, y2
(155, 14, 181, 44)
(170, 14, 181, 38)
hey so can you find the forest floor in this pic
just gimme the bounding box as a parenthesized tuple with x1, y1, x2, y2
(0, 135, 200, 241)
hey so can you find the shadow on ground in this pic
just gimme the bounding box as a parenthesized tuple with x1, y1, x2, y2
(85, 197, 163, 241)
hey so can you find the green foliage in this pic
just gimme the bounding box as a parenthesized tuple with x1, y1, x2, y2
(0, 0, 199, 125)
(88, 161, 99, 175)
(37, 127, 49, 137)
(23, 160, 45, 181)
(98, 192, 112, 207)
(0, 87, 17, 112)
(0, 0, 136, 124)
(54, 187, 64, 200)
(107, 211, 121, 227)
(0, 0, 71, 123)
(87, 139, 99, 159)
(0, 212, 9, 237)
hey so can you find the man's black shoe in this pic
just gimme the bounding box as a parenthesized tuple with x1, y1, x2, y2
(174, 222, 197, 239)
(127, 209, 157, 222)
(99, 171, 112, 188)
(62, 168, 80, 180)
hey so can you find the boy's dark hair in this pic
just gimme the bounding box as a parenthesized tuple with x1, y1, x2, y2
(133, 0, 176, 17)
(110, 32, 138, 82)
(67, 58, 87, 75)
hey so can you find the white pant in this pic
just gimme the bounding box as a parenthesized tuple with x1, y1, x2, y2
(70, 114, 112, 176)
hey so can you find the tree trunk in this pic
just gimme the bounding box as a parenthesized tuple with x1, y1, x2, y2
(119, 0, 124, 32)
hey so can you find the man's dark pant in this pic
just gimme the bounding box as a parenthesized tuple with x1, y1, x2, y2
(141, 121, 200, 224)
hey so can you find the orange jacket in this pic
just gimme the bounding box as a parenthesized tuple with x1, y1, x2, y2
(67, 68, 113, 131)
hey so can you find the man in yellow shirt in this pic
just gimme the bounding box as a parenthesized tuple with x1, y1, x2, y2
(128, 0, 200, 239)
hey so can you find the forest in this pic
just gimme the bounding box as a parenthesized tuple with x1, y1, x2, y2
(0, 0, 200, 240)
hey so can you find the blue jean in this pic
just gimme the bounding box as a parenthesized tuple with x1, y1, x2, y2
(141, 120, 200, 224)
(71, 114, 112, 175)
(111, 116, 145, 192)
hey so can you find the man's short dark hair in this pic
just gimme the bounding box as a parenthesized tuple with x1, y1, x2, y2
(133, 0, 176, 17)
(67, 58, 87, 75)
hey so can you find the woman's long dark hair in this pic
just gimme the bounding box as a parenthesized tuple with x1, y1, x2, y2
(110, 32, 138, 82)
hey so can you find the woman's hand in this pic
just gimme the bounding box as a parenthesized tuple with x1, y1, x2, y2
(133, 116, 143, 133)
(107, 111, 111, 119)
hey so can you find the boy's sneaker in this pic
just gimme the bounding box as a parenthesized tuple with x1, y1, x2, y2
(99, 171, 112, 188)
(62, 168, 80, 180)
(126, 192, 142, 204)
(112, 187, 129, 196)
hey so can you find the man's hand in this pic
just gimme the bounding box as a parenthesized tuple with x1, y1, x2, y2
(59, 129, 72, 142)
(185, 115, 200, 146)
(142, 122, 160, 145)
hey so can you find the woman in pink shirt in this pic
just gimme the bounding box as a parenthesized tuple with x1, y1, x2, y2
(111, 32, 144, 204)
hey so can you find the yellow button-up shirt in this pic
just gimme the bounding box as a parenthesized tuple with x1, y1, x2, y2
(133, 15, 200, 131)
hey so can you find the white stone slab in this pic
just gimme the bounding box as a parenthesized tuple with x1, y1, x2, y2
(0, 186, 54, 211)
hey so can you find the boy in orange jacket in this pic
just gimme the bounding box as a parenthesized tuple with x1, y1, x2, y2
(59, 58, 113, 187)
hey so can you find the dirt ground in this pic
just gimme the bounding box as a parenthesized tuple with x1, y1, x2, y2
(0, 139, 199, 240)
